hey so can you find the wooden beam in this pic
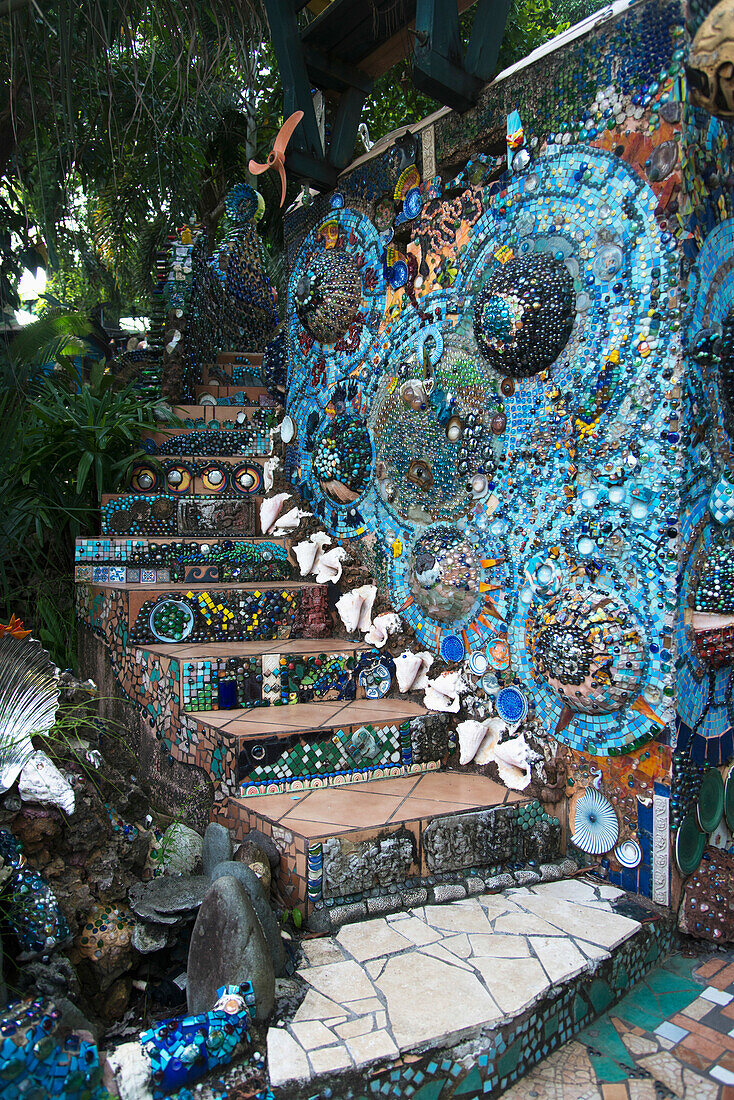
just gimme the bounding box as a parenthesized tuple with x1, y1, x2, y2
(285, 148, 339, 189)
(465, 0, 511, 80)
(359, 0, 475, 78)
(262, 0, 324, 158)
(303, 45, 373, 92)
(327, 85, 368, 169)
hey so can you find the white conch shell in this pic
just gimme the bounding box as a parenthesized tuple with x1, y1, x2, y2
(395, 651, 434, 692)
(294, 533, 332, 576)
(474, 718, 505, 765)
(423, 671, 464, 713)
(260, 492, 291, 535)
(263, 455, 280, 492)
(364, 612, 401, 648)
(493, 734, 532, 791)
(336, 585, 377, 633)
(270, 506, 311, 537)
(313, 546, 347, 584)
(18, 750, 75, 814)
(457, 719, 491, 765)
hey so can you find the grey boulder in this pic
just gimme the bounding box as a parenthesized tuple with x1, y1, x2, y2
(187, 875, 274, 1021)
(210, 861, 286, 977)
(202, 822, 233, 879)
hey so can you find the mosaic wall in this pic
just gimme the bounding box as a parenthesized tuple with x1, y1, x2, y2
(282, 0, 698, 903)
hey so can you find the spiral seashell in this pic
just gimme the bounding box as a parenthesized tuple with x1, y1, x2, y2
(571, 787, 619, 855)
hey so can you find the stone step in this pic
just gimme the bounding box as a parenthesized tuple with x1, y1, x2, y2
(217, 770, 564, 922)
(145, 636, 371, 713)
(264, 879, 675, 1097)
(194, 384, 276, 404)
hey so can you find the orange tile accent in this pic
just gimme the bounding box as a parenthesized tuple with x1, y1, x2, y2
(601, 1085, 629, 1100)
(695, 958, 729, 980)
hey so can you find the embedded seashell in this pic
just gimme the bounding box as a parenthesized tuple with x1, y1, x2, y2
(395, 651, 434, 692)
(293, 533, 332, 576)
(336, 585, 376, 633)
(493, 735, 532, 791)
(263, 455, 280, 492)
(423, 671, 464, 713)
(19, 750, 75, 814)
(260, 492, 291, 535)
(270, 506, 311, 537)
(364, 612, 401, 648)
(313, 546, 347, 584)
(474, 718, 505, 765)
(457, 719, 491, 765)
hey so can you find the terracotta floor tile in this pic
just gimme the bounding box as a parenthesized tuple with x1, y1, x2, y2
(696, 959, 729, 981)
(278, 790, 406, 827)
(410, 771, 522, 805)
(684, 1018, 734, 1052)
(677, 1032, 723, 1062)
(388, 797, 477, 822)
(273, 818, 352, 838)
(710, 963, 734, 990)
(238, 792, 307, 819)
(352, 778, 422, 796)
(601, 1084, 629, 1100)
(717, 1050, 734, 1073)
(720, 1084, 734, 1100)
(722, 1003, 734, 1021)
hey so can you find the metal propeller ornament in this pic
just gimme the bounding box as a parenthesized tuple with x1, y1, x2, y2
(248, 111, 304, 207)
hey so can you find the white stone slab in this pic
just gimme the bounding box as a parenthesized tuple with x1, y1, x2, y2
(309, 1045, 354, 1074)
(335, 1015, 374, 1039)
(530, 935, 588, 983)
(374, 951, 502, 1048)
(442, 933, 473, 958)
(336, 918, 412, 961)
(473, 957, 549, 1015)
(422, 900, 494, 933)
(300, 938, 347, 967)
(267, 1027, 311, 1087)
(519, 895, 640, 948)
(291, 1020, 336, 1050)
(346, 1028, 400, 1067)
(384, 914, 443, 946)
(469, 933, 531, 958)
(299, 960, 376, 1002)
(293, 989, 346, 1022)
(529, 878, 599, 902)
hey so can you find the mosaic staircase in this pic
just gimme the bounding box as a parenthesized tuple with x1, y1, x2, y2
(76, 354, 568, 928)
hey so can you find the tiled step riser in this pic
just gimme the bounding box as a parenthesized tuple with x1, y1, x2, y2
(182, 648, 368, 713)
(232, 717, 448, 794)
(76, 536, 291, 573)
(194, 385, 275, 404)
(127, 455, 274, 499)
(100, 494, 261, 538)
(74, 583, 311, 630)
(221, 789, 562, 913)
(128, 587, 316, 645)
(144, 404, 277, 457)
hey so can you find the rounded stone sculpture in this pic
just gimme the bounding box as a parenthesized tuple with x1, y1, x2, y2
(210, 861, 286, 977)
(187, 875, 274, 1020)
(201, 821, 233, 878)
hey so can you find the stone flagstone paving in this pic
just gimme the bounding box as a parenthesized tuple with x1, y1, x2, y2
(267, 878, 642, 1089)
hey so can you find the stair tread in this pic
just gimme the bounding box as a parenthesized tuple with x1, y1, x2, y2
(233, 770, 525, 836)
(148, 637, 369, 658)
(190, 697, 426, 736)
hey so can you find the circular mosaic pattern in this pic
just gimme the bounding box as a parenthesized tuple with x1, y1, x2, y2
(473, 253, 575, 377)
(295, 250, 362, 344)
(529, 587, 647, 715)
(408, 527, 481, 624)
(313, 414, 373, 505)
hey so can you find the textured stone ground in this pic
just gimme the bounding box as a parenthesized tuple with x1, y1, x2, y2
(266, 877, 641, 1088)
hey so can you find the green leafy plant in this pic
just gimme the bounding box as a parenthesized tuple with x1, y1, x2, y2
(0, 350, 175, 666)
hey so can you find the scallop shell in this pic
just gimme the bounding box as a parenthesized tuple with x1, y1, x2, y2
(0, 634, 59, 793)
(571, 787, 619, 855)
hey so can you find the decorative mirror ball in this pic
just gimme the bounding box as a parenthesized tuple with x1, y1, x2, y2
(473, 252, 575, 377)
